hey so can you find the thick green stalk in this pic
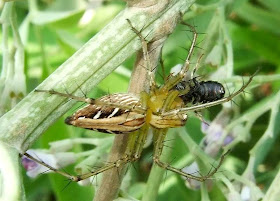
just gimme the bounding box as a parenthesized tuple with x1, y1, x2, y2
(142, 130, 175, 201)
(0, 142, 25, 201)
(263, 167, 280, 201)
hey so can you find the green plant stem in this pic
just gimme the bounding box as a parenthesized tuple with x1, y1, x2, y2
(217, 171, 264, 200)
(0, 2, 11, 80)
(201, 183, 210, 201)
(142, 130, 175, 201)
(224, 90, 280, 143)
(263, 167, 280, 201)
(241, 91, 280, 180)
(225, 74, 280, 87)
(0, 3, 26, 199)
(0, 141, 25, 201)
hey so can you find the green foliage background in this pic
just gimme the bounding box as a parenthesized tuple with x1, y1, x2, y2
(1, 0, 280, 201)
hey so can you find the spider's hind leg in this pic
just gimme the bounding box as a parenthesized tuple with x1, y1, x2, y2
(22, 125, 149, 183)
(152, 129, 228, 181)
(23, 151, 136, 183)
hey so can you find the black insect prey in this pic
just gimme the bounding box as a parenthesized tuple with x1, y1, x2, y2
(175, 78, 225, 104)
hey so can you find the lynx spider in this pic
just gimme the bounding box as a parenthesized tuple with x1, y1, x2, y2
(26, 19, 255, 183)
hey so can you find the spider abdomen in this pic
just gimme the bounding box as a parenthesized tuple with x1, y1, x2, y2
(65, 93, 146, 134)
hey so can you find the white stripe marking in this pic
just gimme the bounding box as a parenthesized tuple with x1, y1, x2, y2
(93, 111, 102, 119)
(108, 108, 120, 118)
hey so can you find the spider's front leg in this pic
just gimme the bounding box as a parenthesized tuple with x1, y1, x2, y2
(159, 22, 198, 92)
(126, 19, 157, 90)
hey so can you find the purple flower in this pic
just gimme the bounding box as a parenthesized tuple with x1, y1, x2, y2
(200, 110, 235, 156)
(22, 149, 76, 178)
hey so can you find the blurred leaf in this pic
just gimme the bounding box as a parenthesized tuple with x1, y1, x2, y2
(232, 48, 261, 71)
(257, 0, 280, 13)
(56, 30, 84, 54)
(128, 182, 146, 199)
(78, 4, 124, 38)
(229, 22, 280, 66)
(98, 71, 130, 93)
(158, 176, 199, 201)
(32, 10, 85, 28)
(46, 0, 85, 11)
(49, 173, 94, 201)
(235, 2, 280, 35)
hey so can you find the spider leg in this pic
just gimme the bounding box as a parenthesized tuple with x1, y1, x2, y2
(152, 129, 229, 181)
(76, 126, 148, 181)
(180, 21, 197, 69)
(35, 89, 146, 114)
(125, 124, 149, 159)
(23, 152, 78, 181)
(159, 49, 167, 82)
(126, 19, 156, 89)
(23, 125, 149, 183)
(35, 89, 96, 104)
(194, 111, 209, 126)
(23, 147, 138, 183)
(160, 22, 198, 92)
(191, 54, 204, 79)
